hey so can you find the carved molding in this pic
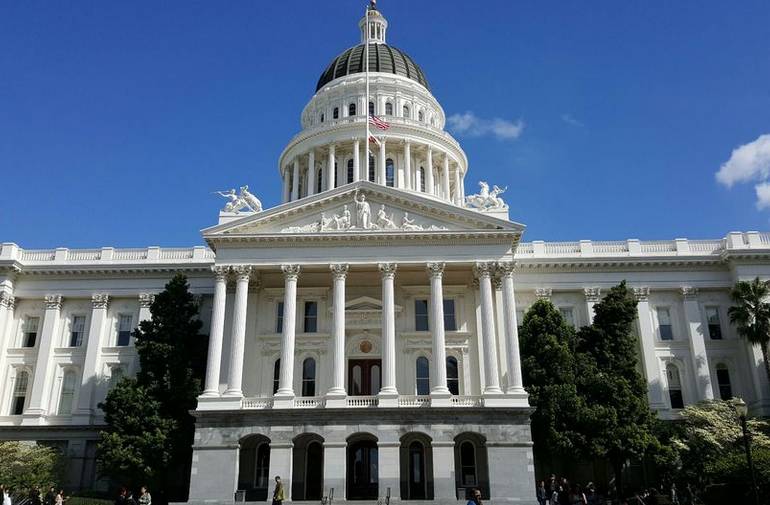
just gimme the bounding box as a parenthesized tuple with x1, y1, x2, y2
(233, 265, 253, 281)
(0, 292, 15, 309)
(44, 294, 62, 310)
(534, 288, 552, 300)
(680, 286, 698, 300)
(584, 287, 602, 302)
(496, 261, 516, 278)
(138, 293, 155, 308)
(379, 262, 397, 278)
(212, 265, 230, 280)
(281, 264, 301, 280)
(473, 261, 494, 279)
(633, 287, 650, 302)
(426, 262, 445, 279)
(330, 263, 349, 280)
(91, 293, 110, 309)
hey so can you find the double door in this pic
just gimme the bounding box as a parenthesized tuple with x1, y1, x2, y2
(348, 359, 381, 396)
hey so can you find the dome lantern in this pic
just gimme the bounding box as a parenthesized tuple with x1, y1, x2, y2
(359, 3, 388, 44)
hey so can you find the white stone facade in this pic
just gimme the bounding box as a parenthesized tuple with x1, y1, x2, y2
(2, 5, 770, 504)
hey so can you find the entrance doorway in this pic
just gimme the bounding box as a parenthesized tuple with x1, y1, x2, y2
(348, 359, 382, 395)
(347, 437, 379, 499)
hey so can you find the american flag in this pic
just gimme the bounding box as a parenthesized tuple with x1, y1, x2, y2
(368, 135, 380, 145)
(369, 114, 390, 130)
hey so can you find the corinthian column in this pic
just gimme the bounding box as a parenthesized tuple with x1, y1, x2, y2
(426, 147, 434, 195)
(327, 144, 336, 191)
(327, 264, 348, 407)
(404, 141, 412, 190)
(442, 154, 450, 200)
(453, 166, 462, 205)
(498, 262, 525, 397)
(26, 294, 63, 418)
(275, 265, 300, 405)
(634, 287, 665, 409)
(474, 263, 503, 395)
(74, 294, 109, 421)
(202, 266, 229, 396)
(307, 150, 316, 196)
(224, 266, 251, 397)
(352, 139, 361, 182)
(379, 263, 398, 405)
(291, 158, 300, 200)
(428, 262, 451, 404)
(378, 138, 387, 185)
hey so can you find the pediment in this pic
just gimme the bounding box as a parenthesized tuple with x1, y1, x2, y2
(344, 296, 403, 313)
(202, 181, 524, 240)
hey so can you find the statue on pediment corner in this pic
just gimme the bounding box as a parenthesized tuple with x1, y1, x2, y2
(465, 181, 508, 211)
(215, 185, 263, 213)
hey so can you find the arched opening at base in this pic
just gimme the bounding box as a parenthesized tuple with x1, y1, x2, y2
(238, 435, 271, 501)
(399, 433, 434, 500)
(454, 432, 490, 500)
(292, 433, 325, 501)
(347, 433, 379, 500)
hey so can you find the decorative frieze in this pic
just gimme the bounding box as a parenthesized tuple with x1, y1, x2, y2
(44, 294, 62, 310)
(633, 287, 650, 302)
(584, 287, 602, 302)
(91, 294, 110, 309)
(534, 288, 552, 301)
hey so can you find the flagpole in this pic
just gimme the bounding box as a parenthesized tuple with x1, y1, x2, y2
(365, 3, 370, 183)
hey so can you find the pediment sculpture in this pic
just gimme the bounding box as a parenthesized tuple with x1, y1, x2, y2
(215, 185, 263, 213)
(465, 181, 508, 211)
(281, 192, 448, 233)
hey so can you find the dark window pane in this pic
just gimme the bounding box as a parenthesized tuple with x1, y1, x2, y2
(416, 357, 430, 395)
(443, 299, 457, 331)
(385, 159, 395, 187)
(276, 302, 284, 333)
(659, 325, 673, 341)
(273, 359, 281, 395)
(716, 368, 732, 400)
(349, 103, 356, 116)
(708, 324, 722, 340)
(304, 301, 318, 333)
(447, 356, 459, 395)
(669, 390, 684, 409)
(415, 300, 429, 331)
(302, 358, 316, 397)
(13, 395, 25, 415)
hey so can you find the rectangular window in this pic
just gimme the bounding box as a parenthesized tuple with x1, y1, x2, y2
(23, 317, 40, 347)
(276, 301, 284, 333)
(705, 307, 722, 340)
(657, 307, 673, 341)
(11, 370, 29, 415)
(415, 299, 429, 331)
(443, 299, 457, 331)
(58, 372, 77, 415)
(70, 315, 86, 347)
(666, 365, 684, 409)
(117, 314, 132, 347)
(559, 307, 575, 327)
(304, 301, 318, 333)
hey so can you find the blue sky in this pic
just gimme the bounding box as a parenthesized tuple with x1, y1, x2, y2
(2, 0, 769, 247)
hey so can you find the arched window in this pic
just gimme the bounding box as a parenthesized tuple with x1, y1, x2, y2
(409, 441, 427, 498)
(369, 101, 375, 116)
(403, 105, 410, 118)
(666, 363, 684, 409)
(385, 102, 393, 116)
(371, 364, 381, 394)
(58, 370, 77, 415)
(239, 435, 271, 501)
(347, 159, 355, 184)
(385, 158, 395, 187)
(418, 110, 424, 122)
(333, 107, 339, 119)
(447, 356, 459, 395)
(459, 441, 477, 487)
(368, 155, 376, 182)
(716, 364, 733, 400)
(349, 103, 357, 116)
(11, 369, 29, 415)
(416, 357, 430, 395)
(317, 167, 323, 193)
(273, 359, 281, 395)
(255, 442, 271, 492)
(320, 113, 325, 123)
(302, 358, 316, 397)
(419, 167, 426, 192)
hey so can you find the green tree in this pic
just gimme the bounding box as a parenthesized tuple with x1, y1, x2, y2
(97, 274, 207, 502)
(574, 281, 657, 497)
(0, 441, 64, 490)
(728, 277, 770, 386)
(519, 299, 582, 458)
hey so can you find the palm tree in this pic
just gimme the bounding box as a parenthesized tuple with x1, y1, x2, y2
(728, 277, 770, 386)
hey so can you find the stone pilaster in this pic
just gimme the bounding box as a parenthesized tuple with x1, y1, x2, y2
(681, 286, 715, 401)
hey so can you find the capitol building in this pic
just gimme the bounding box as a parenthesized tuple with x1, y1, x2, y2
(1, 4, 769, 505)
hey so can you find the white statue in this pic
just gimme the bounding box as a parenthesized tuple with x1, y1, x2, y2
(354, 191, 372, 229)
(401, 212, 422, 231)
(465, 181, 508, 210)
(216, 186, 262, 213)
(331, 205, 351, 230)
(375, 204, 397, 230)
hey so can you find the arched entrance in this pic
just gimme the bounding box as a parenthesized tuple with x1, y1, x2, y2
(453, 433, 490, 500)
(347, 433, 379, 500)
(399, 433, 434, 500)
(292, 433, 324, 501)
(238, 435, 271, 501)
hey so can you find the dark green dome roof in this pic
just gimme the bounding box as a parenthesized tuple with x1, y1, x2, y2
(316, 43, 429, 92)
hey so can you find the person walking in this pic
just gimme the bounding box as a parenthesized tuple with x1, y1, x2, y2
(1, 485, 10, 505)
(568, 484, 587, 505)
(138, 487, 151, 505)
(466, 488, 482, 505)
(272, 477, 285, 505)
(115, 488, 128, 505)
(29, 488, 42, 505)
(44, 487, 55, 505)
(54, 489, 64, 505)
(536, 481, 547, 505)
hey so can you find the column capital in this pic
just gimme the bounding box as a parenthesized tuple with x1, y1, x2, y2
(680, 286, 698, 300)
(91, 293, 110, 309)
(496, 261, 516, 277)
(534, 288, 552, 300)
(426, 262, 445, 278)
(211, 265, 230, 280)
(233, 265, 252, 281)
(379, 262, 397, 278)
(138, 293, 155, 308)
(0, 292, 15, 309)
(44, 294, 62, 310)
(330, 263, 349, 279)
(281, 264, 301, 280)
(633, 286, 650, 302)
(493, 277, 503, 291)
(584, 287, 602, 302)
(472, 261, 494, 279)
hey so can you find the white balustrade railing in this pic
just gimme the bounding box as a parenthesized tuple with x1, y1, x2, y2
(592, 241, 628, 254)
(545, 242, 581, 255)
(237, 395, 488, 409)
(242, 397, 274, 409)
(450, 396, 484, 407)
(640, 241, 677, 254)
(21, 249, 56, 261)
(398, 395, 430, 407)
(160, 248, 195, 260)
(294, 397, 325, 408)
(67, 249, 102, 261)
(346, 396, 379, 408)
(688, 240, 724, 254)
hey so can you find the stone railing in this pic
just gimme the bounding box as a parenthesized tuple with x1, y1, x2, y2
(514, 232, 768, 259)
(398, 395, 430, 407)
(242, 397, 274, 409)
(450, 396, 484, 407)
(1, 244, 215, 266)
(347, 396, 379, 408)
(239, 395, 491, 410)
(294, 397, 325, 409)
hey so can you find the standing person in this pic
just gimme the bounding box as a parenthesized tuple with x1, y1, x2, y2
(54, 490, 64, 505)
(30, 488, 42, 505)
(536, 481, 547, 505)
(115, 487, 128, 505)
(466, 488, 482, 505)
(44, 487, 55, 505)
(558, 479, 570, 505)
(568, 484, 586, 505)
(272, 477, 285, 505)
(138, 487, 151, 505)
(2, 486, 11, 505)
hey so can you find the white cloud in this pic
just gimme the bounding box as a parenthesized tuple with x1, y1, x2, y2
(756, 182, 770, 210)
(447, 111, 524, 140)
(716, 134, 770, 187)
(561, 113, 584, 127)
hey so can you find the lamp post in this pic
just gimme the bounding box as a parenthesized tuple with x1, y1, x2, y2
(732, 398, 759, 505)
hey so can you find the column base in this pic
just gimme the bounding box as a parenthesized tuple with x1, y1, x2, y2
(430, 391, 452, 407)
(199, 389, 221, 398)
(325, 392, 347, 408)
(273, 394, 295, 409)
(197, 395, 242, 411)
(483, 392, 520, 407)
(378, 390, 399, 408)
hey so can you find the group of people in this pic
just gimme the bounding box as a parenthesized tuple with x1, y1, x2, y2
(537, 476, 602, 505)
(0, 485, 67, 505)
(115, 486, 151, 505)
